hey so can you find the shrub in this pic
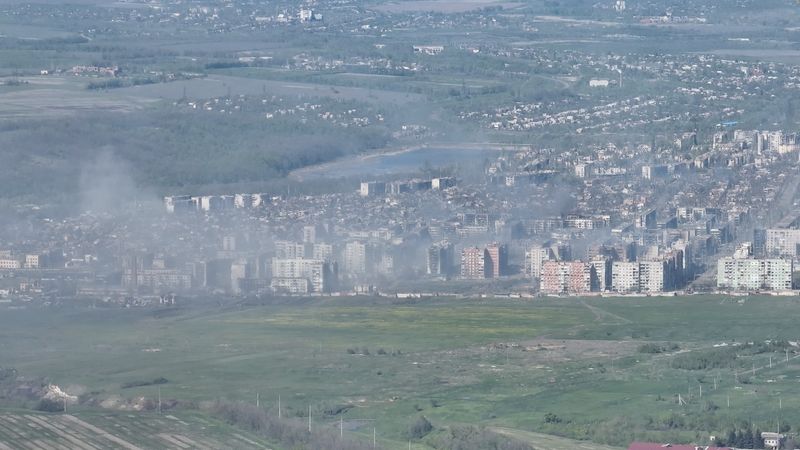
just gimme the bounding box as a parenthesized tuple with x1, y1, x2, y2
(544, 412, 562, 424)
(639, 343, 680, 354)
(121, 377, 168, 389)
(210, 400, 378, 450)
(408, 415, 433, 439)
(433, 425, 534, 450)
(36, 398, 64, 412)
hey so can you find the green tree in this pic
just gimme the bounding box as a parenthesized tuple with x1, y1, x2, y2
(727, 429, 737, 448)
(744, 428, 754, 449)
(408, 415, 433, 440)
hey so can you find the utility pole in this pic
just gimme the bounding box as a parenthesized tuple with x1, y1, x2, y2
(278, 395, 281, 419)
(256, 392, 259, 408)
(373, 427, 376, 448)
(63, 397, 67, 414)
(727, 395, 730, 408)
(308, 405, 312, 433)
(699, 383, 702, 399)
(158, 387, 162, 415)
(340, 416, 343, 438)
(770, 355, 773, 368)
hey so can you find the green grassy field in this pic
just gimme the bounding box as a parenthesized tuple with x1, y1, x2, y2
(1, 295, 800, 449)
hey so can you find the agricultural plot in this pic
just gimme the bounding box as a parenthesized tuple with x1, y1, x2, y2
(114, 75, 422, 105)
(0, 413, 271, 450)
(0, 88, 151, 119)
(0, 76, 155, 119)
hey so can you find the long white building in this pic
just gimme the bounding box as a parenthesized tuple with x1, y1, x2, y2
(717, 258, 793, 291)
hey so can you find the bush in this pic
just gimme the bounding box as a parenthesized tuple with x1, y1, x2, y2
(671, 341, 789, 370)
(639, 343, 680, 354)
(36, 398, 64, 412)
(703, 400, 719, 411)
(210, 400, 378, 450)
(322, 404, 352, 416)
(544, 412, 562, 424)
(433, 425, 534, 450)
(121, 377, 168, 389)
(408, 415, 433, 439)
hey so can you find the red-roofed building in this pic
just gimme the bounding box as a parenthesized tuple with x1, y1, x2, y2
(628, 443, 731, 450)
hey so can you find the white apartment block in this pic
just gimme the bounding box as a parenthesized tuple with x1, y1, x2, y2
(638, 260, 665, 293)
(717, 258, 792, 291)
(765, 229, 800, 259)
(525, 246, 551, 279)
(302, 225, 317, 244)
(0, 259, 21, 269)
(312, 243, 333, 261)
(344, 241, 367, 275)
(24, 254, 40, 269)
(270, 277, 310, 294)
(271, 258, 325, 292)
(589, 258, 610, 292)
(611, 261, 639, 293)
(275, 240, 308, 259)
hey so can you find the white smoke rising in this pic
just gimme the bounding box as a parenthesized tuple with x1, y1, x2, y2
(78, 149, 153, 213)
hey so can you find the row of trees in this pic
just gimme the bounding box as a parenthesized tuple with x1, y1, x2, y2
(0, 103, 390, 201)
(671, 341, 791, 371)
(432, 425, 534, 450)
(717, 428, 767, 449)
(210, 400, 378, 450)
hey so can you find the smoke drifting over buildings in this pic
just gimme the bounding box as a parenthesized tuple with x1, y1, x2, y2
(4, 124, 800, 305)
(79, 150, 155, 214)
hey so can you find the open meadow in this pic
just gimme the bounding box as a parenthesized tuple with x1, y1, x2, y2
(1, 295, 800, 448)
